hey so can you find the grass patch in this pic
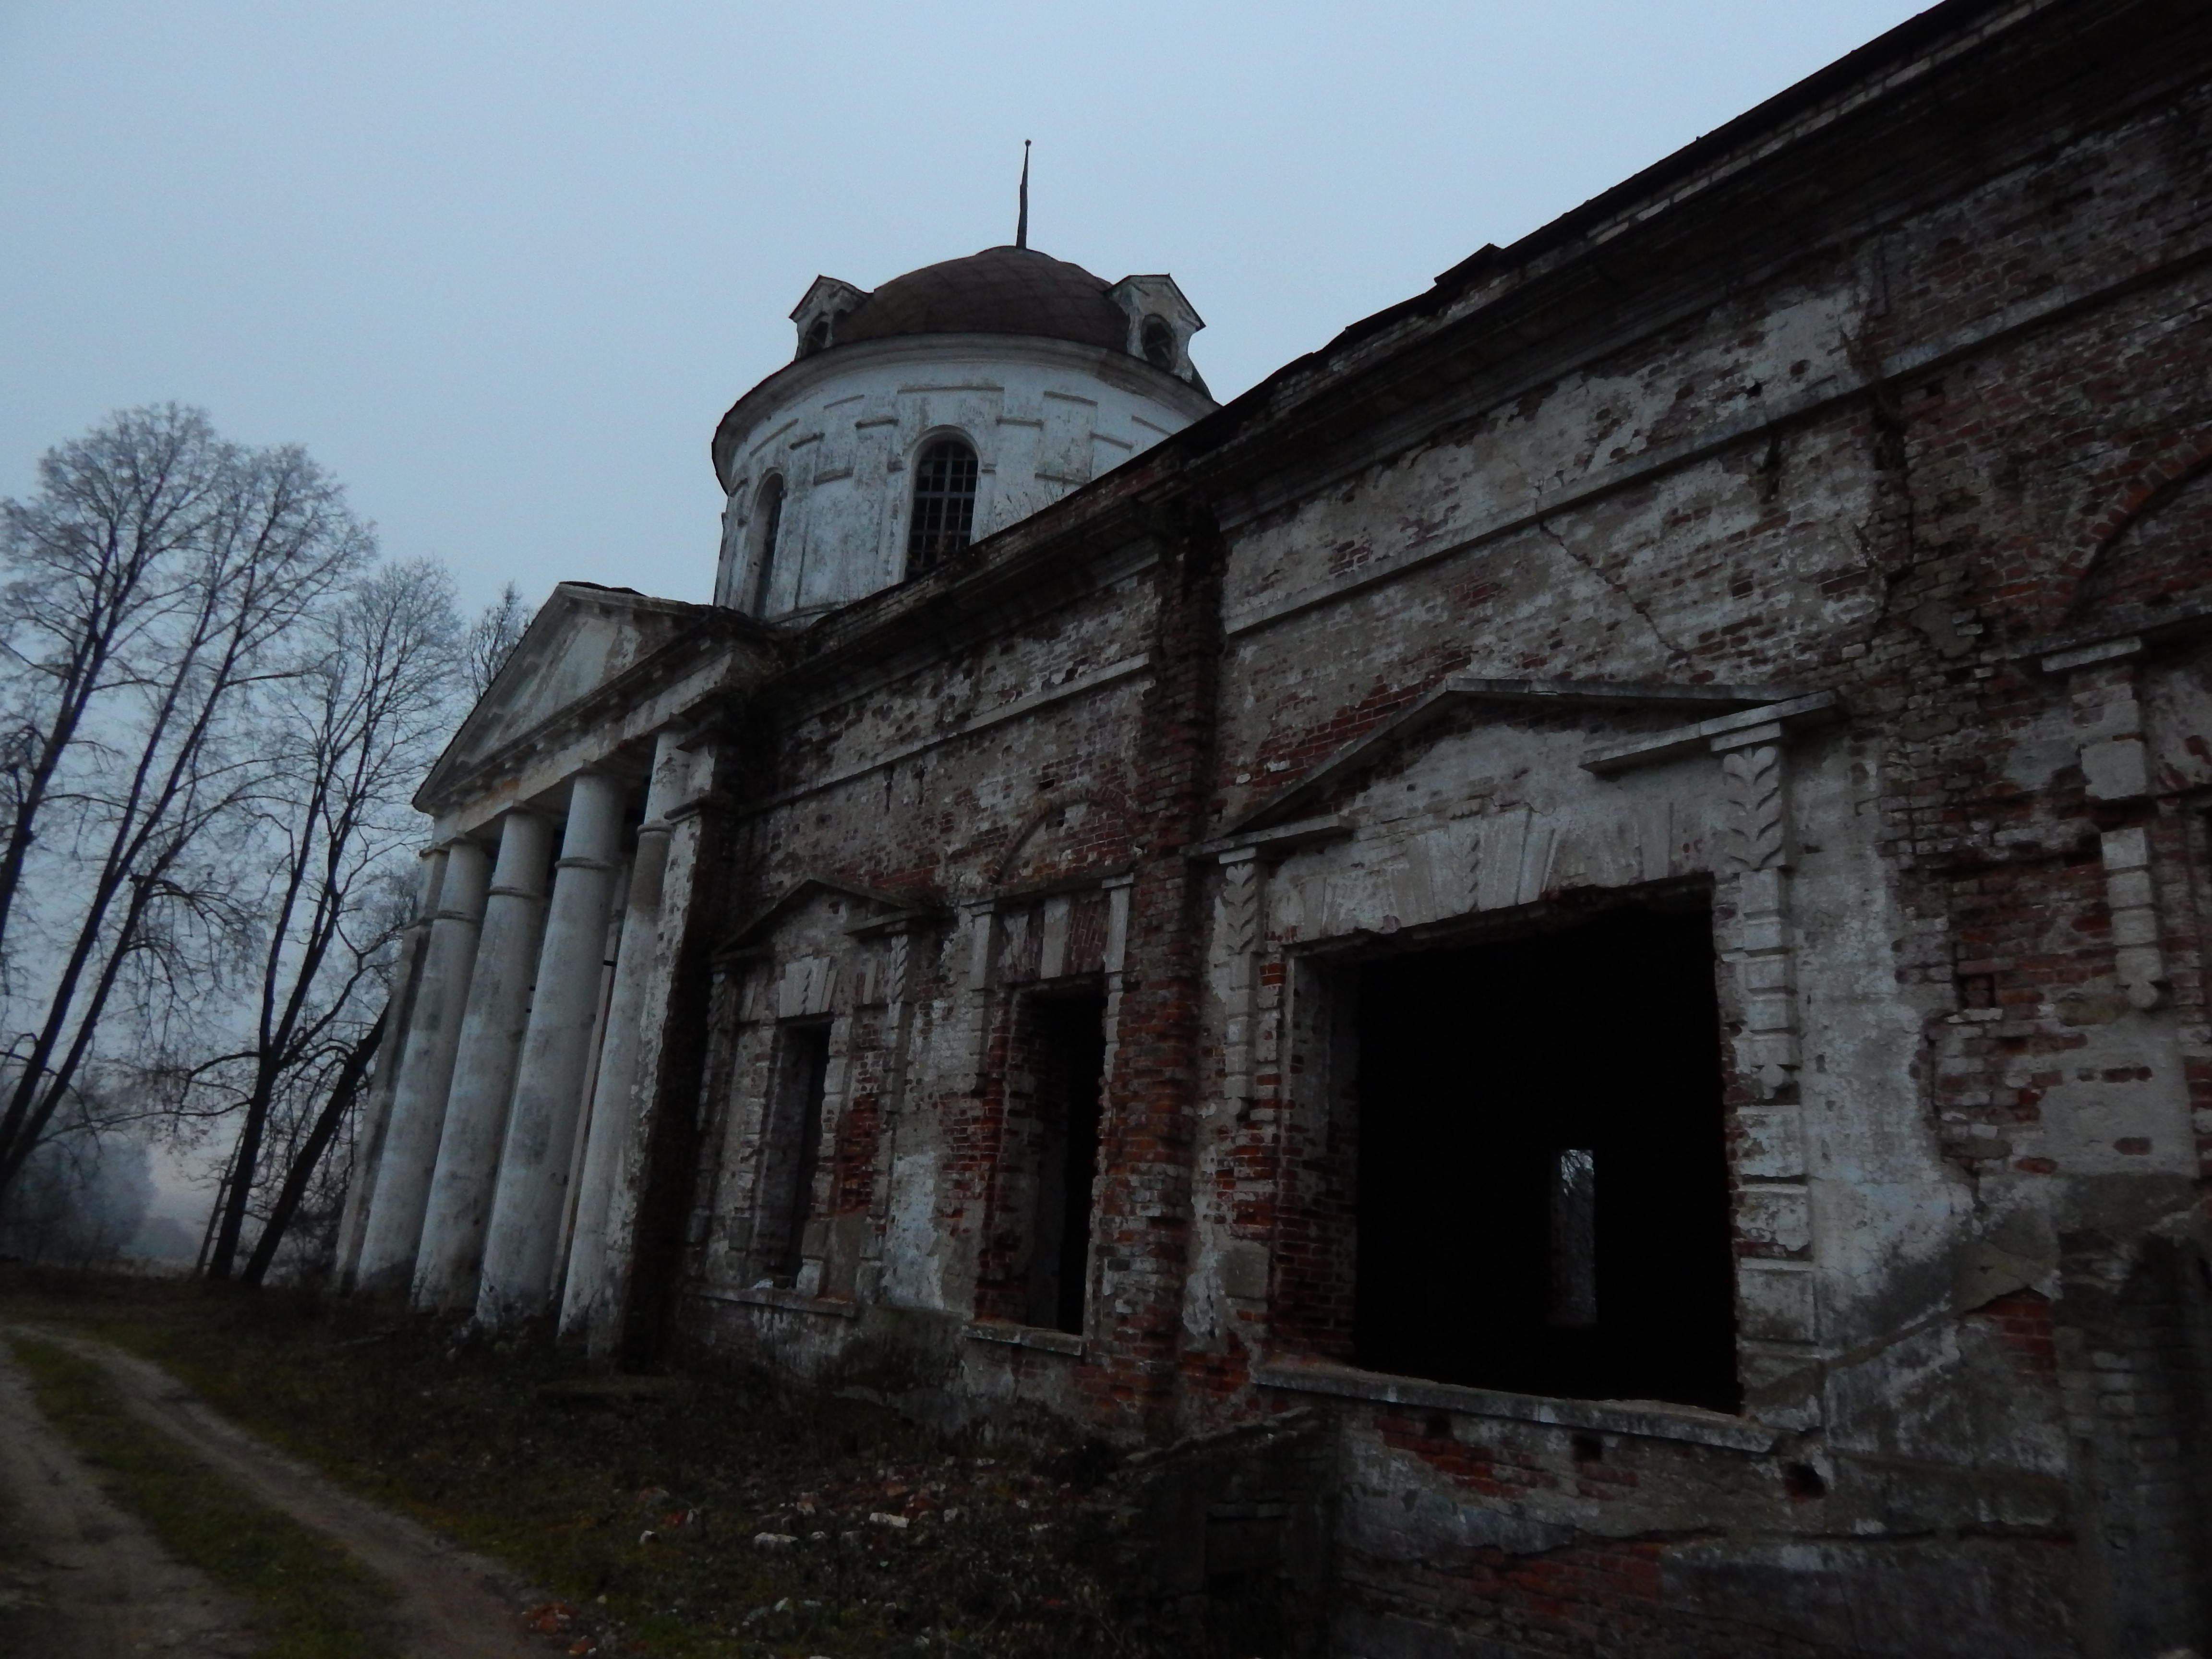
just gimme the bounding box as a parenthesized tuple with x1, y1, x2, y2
(8, 1330, 399, 1659)
(0, 1270, 1159, 1659)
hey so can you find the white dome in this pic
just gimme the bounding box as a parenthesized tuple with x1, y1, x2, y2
(711, 249, 1215, 622)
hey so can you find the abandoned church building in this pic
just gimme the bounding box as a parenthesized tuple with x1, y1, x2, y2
(337, 0, 2212, 1652)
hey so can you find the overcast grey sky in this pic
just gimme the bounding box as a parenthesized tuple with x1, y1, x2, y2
(2, 1, 1931, 612)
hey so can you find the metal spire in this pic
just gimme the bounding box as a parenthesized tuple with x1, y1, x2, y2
(1016, 140, 1031, 249)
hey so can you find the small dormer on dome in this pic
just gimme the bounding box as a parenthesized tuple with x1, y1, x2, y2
(791, 276, 867, 359)
(1106, 275, 1208, 395)
(780, 249, 1207, 388)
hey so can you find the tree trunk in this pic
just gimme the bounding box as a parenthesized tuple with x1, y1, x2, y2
(204, 1076, 274, 1282)
(240, 1014, 385, 1289)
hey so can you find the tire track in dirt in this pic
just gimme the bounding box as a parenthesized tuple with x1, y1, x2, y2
(15, 1326, 558, 1659)
(0, 1335, 255, 1658)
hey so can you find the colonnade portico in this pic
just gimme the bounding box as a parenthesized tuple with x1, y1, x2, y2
(343, 741, 696, 1336)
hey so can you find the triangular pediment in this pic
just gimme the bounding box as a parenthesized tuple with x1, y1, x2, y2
(416, 583, 723, 809)
(1217, 677, 1818, 840)
(718, 875, 940, 961)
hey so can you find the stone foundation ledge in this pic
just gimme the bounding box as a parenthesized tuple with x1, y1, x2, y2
(1251, 1357, 1781, 1452)
(964, 1320, 1084, 1356)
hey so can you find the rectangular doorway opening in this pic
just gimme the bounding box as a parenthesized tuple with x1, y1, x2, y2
(757, 1021, 830, 1287)
(1351, 899, 1739, 1411)
(1014, 987, 1107, 1334)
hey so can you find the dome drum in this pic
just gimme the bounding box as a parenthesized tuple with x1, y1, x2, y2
(713, 246, 1216, 624)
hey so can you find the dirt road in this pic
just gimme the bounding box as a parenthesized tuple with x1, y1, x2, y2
(0, 1337, 255, 1658)
(1, 1327, 555, 1659)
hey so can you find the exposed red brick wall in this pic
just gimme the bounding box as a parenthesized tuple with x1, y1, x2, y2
(1967, 1289, 2061, 1385)
(1077, 502, 1229, 1432)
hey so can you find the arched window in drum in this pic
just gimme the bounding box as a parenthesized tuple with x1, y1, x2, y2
(907, 438, 978, 574)
(751, 474, 786, 613)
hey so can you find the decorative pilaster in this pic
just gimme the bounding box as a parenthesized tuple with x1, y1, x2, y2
(1713, 725, 1817, 1419)
(1719, 737, 1797, 1099)
(2045, 638, 2169, 1010)
(2056, 637, 2153, 803)
(2102, 826, 2169, 1012)
(1186, 846, 1276, 1351)
(353, 836, 490, 1294)
(859, 921, 923, 1302)
(1213, 849, 1263, 1110)
(958, 897, 1000, 1093)
(476, 771, 626, 1326)
(793, 1017, 853, 1298)
(413, 809, 553, 1309)
(1098, 871, 1138, 1100)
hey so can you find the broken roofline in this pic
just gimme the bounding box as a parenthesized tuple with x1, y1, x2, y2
(1264, 0, 2078, 382)
(785, 0, 2182, 677)
(1177, 0, 2181, 494)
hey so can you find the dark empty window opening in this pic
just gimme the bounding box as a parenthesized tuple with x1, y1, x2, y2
(1550, 1147, 1599, 1328)
(1351, 901, 1739, 1410)
(757, 1021, 831, 1286)
(750, 474, 785, 614)
(803, 315, 831, 356)
(1014, 988, 1108, 1334)
(1141, 314, 1177, 371)
(907, 438, 978, 573)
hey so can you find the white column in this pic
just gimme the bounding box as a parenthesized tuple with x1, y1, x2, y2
(475, 771, 625, 1325)
(335, 843, 446, 1290)
(577, 741, 717, 1358)
(352, 836, 490, 1294)
(560, 733, 686, 1340)
(412, 810, 553, 1309)
(550, 856, 630, 1285)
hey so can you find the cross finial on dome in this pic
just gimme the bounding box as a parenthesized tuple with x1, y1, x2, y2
(1016, 140, 1031, 250)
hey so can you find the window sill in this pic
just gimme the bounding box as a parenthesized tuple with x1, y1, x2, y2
(705, 1285, 860, 1320)
(1250, 1357, 1779, 1452)
(965, 1320, 1084, 1357)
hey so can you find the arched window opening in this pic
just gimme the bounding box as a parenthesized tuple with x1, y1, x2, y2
(1141, 314, 1177, 371)
(907, 438, 978, 573)
(751, 474, 786, 613)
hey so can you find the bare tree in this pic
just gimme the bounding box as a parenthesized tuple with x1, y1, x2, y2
(0, 406, 233, 989)
(199, 559, 464, 1280)
(238, 1008, 383, 1286)
(467, 581, 530, 698)
(0, 1072, 152, 1264)
(0, 406, 368, 1208)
